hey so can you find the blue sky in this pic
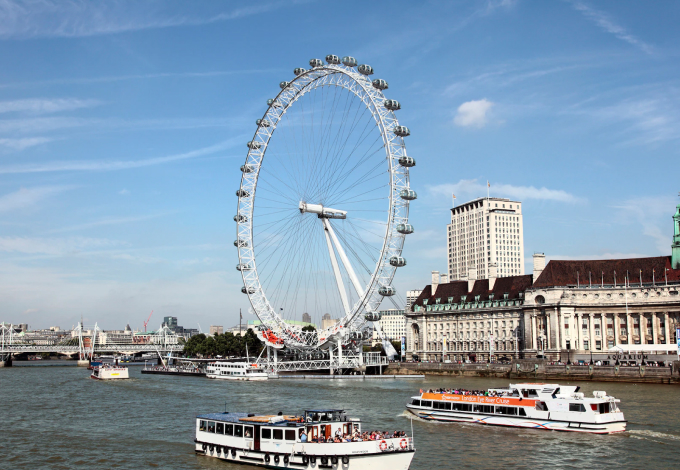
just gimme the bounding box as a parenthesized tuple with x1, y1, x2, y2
(1, 0, 679, 330)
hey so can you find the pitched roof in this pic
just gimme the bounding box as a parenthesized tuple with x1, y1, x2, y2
(410, 274, 534, 311)
(533, 256, 680, 288)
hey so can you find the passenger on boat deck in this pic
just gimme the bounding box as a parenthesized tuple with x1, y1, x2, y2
(300, 431, 307, 442)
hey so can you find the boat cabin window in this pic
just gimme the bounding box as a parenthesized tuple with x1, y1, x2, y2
(234, 425, 243, 437)
(569, 403, 586, 412)
(522, 389, 539, 398)
(452, 403, 472, 412)
(207, 421, 216, 433)
(285, 430, 296, 441)
(474, 405, 493, 414)
(411, 399, 421, 406)
(535, 402, 548, 411)
(421, 401, 432, 408)
(495, 406, 518, 416)
(262, 428, 272, 439)
(199, 420, 207, 432)
(216, 423, 224, 434)
(592, 403, 610, 413)
(273, 429, 283, 440)
(518, 408, 527, 416)
(244, 426, 253, 438)
(225, 424, 234, 436)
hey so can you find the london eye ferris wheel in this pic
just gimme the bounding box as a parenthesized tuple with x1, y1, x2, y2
(235, 55, 416, 350)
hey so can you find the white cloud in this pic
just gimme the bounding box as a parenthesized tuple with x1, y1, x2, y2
(0, 137, 52, 150)
(429, 179, 583, 203)
(0, 138, 242, 174)
(0, 98, 100, 114)
(453, 99, 494, 128)
(23, 308, 38, 315)
(0, 0, 288, 39)
(570, 1, 654, 55)
(612, 196, 676, 253)
(118, 189, 130, 196)
(0, 236, 121, 255)
(50, 213, 170, 233)
(0, 186, 73, 212)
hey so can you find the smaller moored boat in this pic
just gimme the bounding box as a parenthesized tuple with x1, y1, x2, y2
(406, 383, 626, 434)
(195, 409, 415, 469)
(90, 365, 129, 380)
(206, 362, 269, 381)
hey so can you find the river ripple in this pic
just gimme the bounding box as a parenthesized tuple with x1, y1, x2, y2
(1, 366, 678, 470)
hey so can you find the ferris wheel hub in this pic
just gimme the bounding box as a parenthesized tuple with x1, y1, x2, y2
(298, 201, 347, 219)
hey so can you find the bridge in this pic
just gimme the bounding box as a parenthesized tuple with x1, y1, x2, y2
(1, 322, 184, 364)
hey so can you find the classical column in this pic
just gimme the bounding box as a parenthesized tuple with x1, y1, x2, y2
(531, 313, 537, 350)
(664, 312, 670, 345)
(524, 311, 532, 350)
(639, 312, 645, 344)
(613, 313, 619, 347)
(577, 312, 582, 350)
(626, 310, 632, 345)
(589, 313, 595, 353)
(549, 307, 558, 350)
(652, 312, 658, 344)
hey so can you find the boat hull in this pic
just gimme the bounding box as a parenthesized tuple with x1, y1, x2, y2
(206, 375, 268, 381)
(90, 367, 129, 380)
(195, 444, 414, 470)
(406, 406, 626, 434)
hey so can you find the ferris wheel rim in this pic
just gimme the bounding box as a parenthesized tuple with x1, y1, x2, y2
(235, 62, 411, 349)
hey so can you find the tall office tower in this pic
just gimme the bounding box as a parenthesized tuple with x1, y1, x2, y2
(406, 290, 422, 313)
(447, 197, 524, 281)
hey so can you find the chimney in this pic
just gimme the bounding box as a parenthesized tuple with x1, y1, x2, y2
(488, 262, 498, 290)
(440, 273, 448, 284)
(431, 270, 440, 295)
(467, 267, 477, 292)
(533, 253, 546, 281)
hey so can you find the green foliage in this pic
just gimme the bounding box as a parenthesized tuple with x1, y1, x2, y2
(301, 325, 316, 332)
(183, 329, 263, 358)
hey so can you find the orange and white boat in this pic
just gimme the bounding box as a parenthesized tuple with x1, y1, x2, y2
(90, 365, 129, 380)
(406, 383, 626, 434)
(206, 361, 269, 381)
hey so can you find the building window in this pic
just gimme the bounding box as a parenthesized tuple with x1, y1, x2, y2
(595, 340, 602, 351)
(584, 340, 589, 350)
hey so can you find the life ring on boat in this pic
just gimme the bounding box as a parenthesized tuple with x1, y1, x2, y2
(284, 455, 290, 464)
(201, 443, 207, 452)
(223, 447, 229, 457)
(379, 440, 388, 451)
(321, 456, 329, 465)
(231, 448, 236, 457)
(209, 445, 214, 453)
(264, 454, 271, 463)
(302, 455, 309, 465)
(274, 454, 280, 464)
(342, 456, 349, 464)
(309, 455, 316, 464)
(331, 456, 338, 465)
(400, 439, 408, 450)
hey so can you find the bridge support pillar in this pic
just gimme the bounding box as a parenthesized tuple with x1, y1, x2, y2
(77, 360, 89, 367)
(0, 354, 12, 367)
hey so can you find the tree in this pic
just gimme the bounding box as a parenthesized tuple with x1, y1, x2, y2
(302, 325, 316, 332)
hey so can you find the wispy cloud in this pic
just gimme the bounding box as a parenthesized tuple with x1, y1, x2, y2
(0, 98, 100, 114)
(0, 186, 73, 212)
(0, 136, 52, 150)
(453, 99, 494, 128)
(612, 195, 675, 253)
(0, 138, 243, 174)
(0, 0, 290, 39)
(0, 236, 121, 255)
(569, 1, 654, 55)
(429, 179, 583, 203)
(50, 213, 170, 234)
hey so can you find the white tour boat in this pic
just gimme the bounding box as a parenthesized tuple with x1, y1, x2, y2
(195, 409, 415, 470)
(90, 365, 129, 380)
(407, 383, 626, 434)
(206, 361, 269, 381)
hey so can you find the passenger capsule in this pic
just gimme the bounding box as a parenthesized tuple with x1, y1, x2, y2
(309, 58, 323, 68)
(267, 98, 282, 108)
(399, 189, 417, 200)
(362, 330, 371, 340)
(236, 263, 252, 271)
(341, 56, 357, 67)
(240, 164, 255, 173)
(325, 54, 341, 65)
(384, 99, 400, 111)
(398, 156, 416, 167)
(357, 64, 374, 75)
(378, 286, 396, 296)
(234, 214, 248, 223)
(241, 286, 255, 294)
(396, 223, 414, 234)
(234, 239, 248, 248)
(247, 141, 262, 150)
(389, 256, 407, 267)
(279, 81, 290, 89)
(293, 67, 306, 76)
(256, 118, 270, 127)
(394, 126, 410, 137)
(365, 312, 381, 322)
(372, 79, 388, 90)
(236, 189, 250, 198)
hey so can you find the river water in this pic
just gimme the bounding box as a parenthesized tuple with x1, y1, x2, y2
(2, 365, 678, 470)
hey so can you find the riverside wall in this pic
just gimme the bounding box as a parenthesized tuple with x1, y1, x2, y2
(386, 360, 680, 384)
